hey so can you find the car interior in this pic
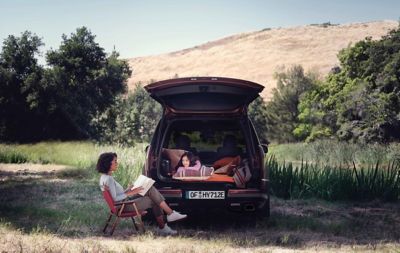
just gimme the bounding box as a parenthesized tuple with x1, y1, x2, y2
(159, 119, 249, 180)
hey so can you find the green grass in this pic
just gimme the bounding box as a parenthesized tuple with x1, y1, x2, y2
(268, 139, 400, 167)
(0, 141, 146, 185)
(1, 141, 399, 252)
(1, 140, 399, 202)
(268, 156, 400, 201)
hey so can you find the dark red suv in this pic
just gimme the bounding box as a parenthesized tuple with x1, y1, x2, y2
(143, 77, 269, 216)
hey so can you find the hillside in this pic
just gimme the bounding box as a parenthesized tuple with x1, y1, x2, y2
(127, 20, 398, 100)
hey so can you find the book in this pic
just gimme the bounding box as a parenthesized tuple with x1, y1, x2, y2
(131, 175, 155, 196)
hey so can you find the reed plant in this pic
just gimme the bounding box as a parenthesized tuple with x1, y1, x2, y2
(268, 156, 400, 201)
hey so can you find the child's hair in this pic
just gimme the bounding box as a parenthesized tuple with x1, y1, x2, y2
(175, 151, 197, 170)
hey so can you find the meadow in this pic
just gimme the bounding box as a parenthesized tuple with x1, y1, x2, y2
(0, 141, 399, 252)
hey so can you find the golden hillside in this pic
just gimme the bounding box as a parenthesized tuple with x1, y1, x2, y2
(127, 20, 398, 100)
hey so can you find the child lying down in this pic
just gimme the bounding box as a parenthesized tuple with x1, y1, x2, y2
(173, 152, 214, 178)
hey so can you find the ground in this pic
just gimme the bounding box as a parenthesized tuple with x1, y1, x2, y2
(0, 163, 399, 253)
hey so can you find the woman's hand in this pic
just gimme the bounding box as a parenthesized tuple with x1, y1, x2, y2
(127, 186, 144, 196)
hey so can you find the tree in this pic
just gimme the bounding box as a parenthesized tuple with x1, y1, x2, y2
(297, 25, 400, 143)
(248, 97, 269, 142)
(264, 65, 319, 143)
(44, 27, 131, 139)
(0, 31, 45, 141)
(0, 27, 131, 142)
(93, 83, 162, 145)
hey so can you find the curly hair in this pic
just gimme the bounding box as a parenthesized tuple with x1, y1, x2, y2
(96, 152, 117, 174)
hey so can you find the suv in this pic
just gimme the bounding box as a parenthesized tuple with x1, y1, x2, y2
(144, 77, 269, 216)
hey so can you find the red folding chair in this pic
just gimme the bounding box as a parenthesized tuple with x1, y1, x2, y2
(102, 189, 147, 235)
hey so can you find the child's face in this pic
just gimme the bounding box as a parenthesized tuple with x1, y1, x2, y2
(182, 155, 190, 168)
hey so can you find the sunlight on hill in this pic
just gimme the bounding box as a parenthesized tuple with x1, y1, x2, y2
(127, 20, 398, 100)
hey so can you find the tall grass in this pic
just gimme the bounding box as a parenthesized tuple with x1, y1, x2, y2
(1, 140, 399, 201)
(0, 141, 146, 186)
(268, 156, 400, 201)
(269, 140, 400, 167)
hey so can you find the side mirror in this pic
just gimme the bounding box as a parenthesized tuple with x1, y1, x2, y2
(261, 144, 268, 154)
(145, 145, 150, 153)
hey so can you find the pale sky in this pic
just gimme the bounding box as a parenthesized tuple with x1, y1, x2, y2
(1, 0, 399, 60)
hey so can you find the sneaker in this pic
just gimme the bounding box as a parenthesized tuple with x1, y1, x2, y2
(167, 210, 187, 223)
(157, 224, 177, 235)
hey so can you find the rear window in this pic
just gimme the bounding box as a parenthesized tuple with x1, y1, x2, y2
(163, 119, 247, 164)
(167, 130, 245, 152)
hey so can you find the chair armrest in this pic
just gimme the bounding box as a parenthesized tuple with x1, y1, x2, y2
(114, 199, 137, 206)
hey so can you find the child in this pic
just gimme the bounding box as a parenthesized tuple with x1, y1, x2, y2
(175, 151, 201, 174)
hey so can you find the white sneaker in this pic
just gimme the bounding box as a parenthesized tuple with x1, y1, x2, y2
(167, 210, 187, 223)
(157, 224, 177, 235)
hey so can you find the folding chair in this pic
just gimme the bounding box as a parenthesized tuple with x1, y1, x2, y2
(102, 189, 147, 235)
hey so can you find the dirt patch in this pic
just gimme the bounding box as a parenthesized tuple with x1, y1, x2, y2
(0, 163, 72, 180)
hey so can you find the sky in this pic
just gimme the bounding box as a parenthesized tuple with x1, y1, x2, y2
(1, 0, 399, 60)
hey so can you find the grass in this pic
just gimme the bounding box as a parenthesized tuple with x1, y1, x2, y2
(268, 156, 400, 201)
(1, 176, 399, 252)
(1, 140, 399, 202)
(0, 139, 399, 252)
(268, 139, 400, 167)
(0, 141, 146, 186)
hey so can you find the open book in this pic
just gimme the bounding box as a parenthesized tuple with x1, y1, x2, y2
(131, 175, 155, 196)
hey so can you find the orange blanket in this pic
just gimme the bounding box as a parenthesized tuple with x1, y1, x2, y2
(173, 174, 234, 183)
(206, 174, 234, 182)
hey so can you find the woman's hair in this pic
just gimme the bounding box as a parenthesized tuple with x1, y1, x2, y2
(96, 152, 117, 173)
(175, 151, 197, 170)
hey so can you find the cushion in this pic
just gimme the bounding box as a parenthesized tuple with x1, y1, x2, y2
(214, 161, 233, 174)
(213, 156, 241, 175)
(162, 148, 186, 171)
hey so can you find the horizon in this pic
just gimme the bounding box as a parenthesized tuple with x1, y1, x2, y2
(1, 0, 399, 61)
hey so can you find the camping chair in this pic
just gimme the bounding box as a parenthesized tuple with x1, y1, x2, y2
(102, 189, 147, 235)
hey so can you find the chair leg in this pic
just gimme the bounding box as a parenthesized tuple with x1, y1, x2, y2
(133, 217, 146, 234)
(103, 214, 113, 234)
(131, 217, 138, 231)
(110, 216, 120, 235)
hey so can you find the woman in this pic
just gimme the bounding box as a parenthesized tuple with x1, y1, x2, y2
(97, 152, 187, 235)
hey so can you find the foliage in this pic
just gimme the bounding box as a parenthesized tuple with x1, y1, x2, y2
(269, 156, 400, 201)
(92, 83, 162, 146)
(297, 25, 400, 143)
(0, 27, 130, 142)
(268, 139, 400, 167)
(44, 27, 130, 139)
(0, 31, 45, 142)
(248, 97, 269, 142)
(265, 65, 319, 143)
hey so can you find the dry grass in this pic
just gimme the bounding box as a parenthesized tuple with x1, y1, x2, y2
(126, 20, 398, 100)
(1, 164, 399, 252)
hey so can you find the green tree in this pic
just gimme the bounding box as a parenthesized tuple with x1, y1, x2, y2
(93, 83, 162, 145)
(0, 31, 45, 141)
(265, 65, 319, 143)
(298, 25, 400, 143)
(248, 97, 269, 142)
(44, 27, 131, 139)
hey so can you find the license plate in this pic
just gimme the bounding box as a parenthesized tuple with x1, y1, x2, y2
(186, 191, 225, 199)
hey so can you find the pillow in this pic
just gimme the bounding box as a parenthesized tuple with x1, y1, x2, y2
(173, 166, 214, 178)
(213, 156, 241, 175)
(214, 161, 233, 174)
(162, 148, 186, 171)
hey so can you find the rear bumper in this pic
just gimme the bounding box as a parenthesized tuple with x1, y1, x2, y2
(158, 188, 269, 212)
